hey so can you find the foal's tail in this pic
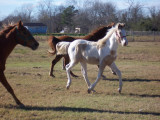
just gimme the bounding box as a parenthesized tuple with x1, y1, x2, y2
(47, 36, 60, 55)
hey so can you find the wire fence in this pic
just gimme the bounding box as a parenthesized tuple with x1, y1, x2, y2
(126, 31, 160, 42)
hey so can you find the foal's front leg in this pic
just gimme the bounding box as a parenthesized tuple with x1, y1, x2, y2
(88, 65, 105, 93)
(109, 62, 122, 93)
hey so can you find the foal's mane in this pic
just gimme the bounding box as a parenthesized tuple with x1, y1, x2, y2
(97, 23, 125, 48)
(97, 24, 118, 48)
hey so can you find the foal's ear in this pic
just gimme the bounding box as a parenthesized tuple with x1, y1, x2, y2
(110, 22, 115, 26)
(118, 23, 125, 29)
(17, 20, 23, 29)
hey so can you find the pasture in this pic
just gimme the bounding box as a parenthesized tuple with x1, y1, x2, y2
(0, 36, 160, 120)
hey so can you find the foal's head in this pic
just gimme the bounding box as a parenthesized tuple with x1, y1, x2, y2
(115, 23, 128, 46)
(14, 21, 39, 50)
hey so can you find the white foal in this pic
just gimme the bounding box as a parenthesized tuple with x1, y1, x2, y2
(66, 23, 128, 93)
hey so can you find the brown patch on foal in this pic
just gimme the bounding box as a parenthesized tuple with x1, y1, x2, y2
(101, 50, 117, 66)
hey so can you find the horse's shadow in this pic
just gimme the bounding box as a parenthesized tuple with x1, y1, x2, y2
(1, 104, 160, 116)
(101, 78, 160, 98)
(123, 93, 160, 98)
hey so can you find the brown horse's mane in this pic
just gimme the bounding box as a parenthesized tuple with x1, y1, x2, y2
(0, 24, 16, 37)
(83, 22, 115, 40)
(83, 26, 107, 40)
(87, 26, 108, 36)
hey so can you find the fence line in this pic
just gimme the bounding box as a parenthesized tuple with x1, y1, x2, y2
(126, 31, 160, 42)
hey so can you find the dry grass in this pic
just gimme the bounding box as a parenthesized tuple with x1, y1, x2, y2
(0, 39, 160, 120)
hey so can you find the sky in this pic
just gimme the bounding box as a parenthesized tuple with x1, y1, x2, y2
(0, 0, 160, 20)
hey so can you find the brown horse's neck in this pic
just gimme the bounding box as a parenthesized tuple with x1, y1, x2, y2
(6, 37, 17, 58)
(0, 29, 17, 61)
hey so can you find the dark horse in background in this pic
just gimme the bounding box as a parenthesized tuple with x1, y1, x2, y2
(0, 21, 39, 106)
(48, 23, 115, 77)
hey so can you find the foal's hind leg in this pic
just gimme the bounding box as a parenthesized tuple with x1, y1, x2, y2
(64, 55, 78, 78)
(49, 55, 63, 77)
(109, 62, 122, 93)
(66, 62, 76, 89)
(0, 70, 24, 106)
(80, 62, 91, 88)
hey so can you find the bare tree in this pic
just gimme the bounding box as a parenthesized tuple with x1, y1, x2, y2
(36, 0, 68, 33)
(80, 1, 117, 31)
(13, 4, 34, 22)
(149, 7, 160, 31)
(37, 0, 53, 32)
(2, 3, 34, 24)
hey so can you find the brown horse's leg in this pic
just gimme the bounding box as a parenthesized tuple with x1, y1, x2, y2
(0, 71, 24, 106)
(64, 55, 78, 77)
(49, 55, 63, 77)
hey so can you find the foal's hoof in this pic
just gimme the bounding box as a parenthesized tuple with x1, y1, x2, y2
(87, 89, 96, 93)
(118, 88, 122, 94)
(112, 72, 116, 75)
(111, 70, 116, 75)
(66, 86, 70, 90)
(88, 89, 91, 94)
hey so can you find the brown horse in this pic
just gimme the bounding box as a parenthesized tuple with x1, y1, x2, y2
(48, 23, 115, 77)
(0, 21, 39, 106)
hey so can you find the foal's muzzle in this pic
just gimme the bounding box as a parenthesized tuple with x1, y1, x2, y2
(124, 41, 128, 46)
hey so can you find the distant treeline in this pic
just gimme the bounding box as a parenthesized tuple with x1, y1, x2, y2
(1, 0, 160, 33)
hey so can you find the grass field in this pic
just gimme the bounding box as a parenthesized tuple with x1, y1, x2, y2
(0, 38, 160, 120)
